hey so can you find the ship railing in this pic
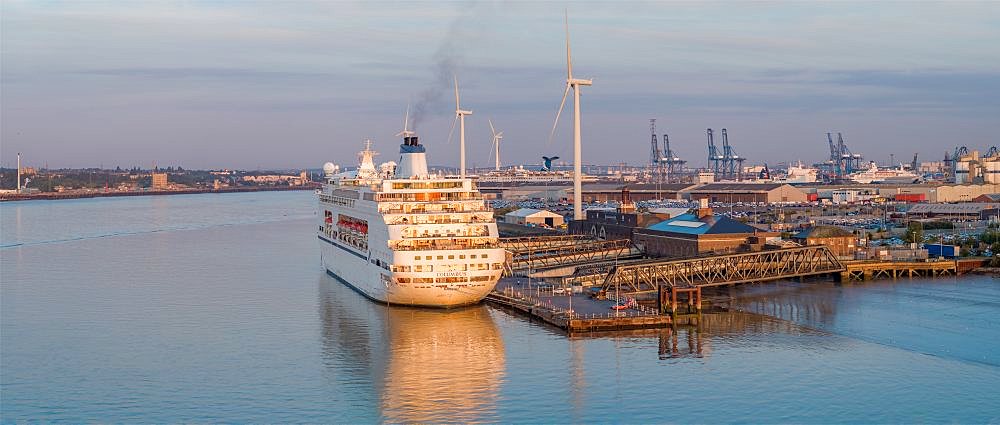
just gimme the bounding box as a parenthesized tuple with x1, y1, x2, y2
(385, 215, 495, 225)
(388, 240, 499, 251)
(401, 229, 490, 239)
(376, 194, 485, 202)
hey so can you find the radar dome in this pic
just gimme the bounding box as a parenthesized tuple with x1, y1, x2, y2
(323, 162, 337, 175)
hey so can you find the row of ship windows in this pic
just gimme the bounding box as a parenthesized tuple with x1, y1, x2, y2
(393, 263, 502, 272)
(397, 276, 494, 284)
(414, 254, 489, 260)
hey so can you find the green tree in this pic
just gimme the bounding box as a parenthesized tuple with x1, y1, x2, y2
(903, 222, 924, 243)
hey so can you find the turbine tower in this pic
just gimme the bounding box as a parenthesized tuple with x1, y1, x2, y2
(454, 75, 472, 178)
(489, 119, 503, 171)
(549, 12, 592, 221)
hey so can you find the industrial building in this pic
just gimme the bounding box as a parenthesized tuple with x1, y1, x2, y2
(503, 208, 565, 227)
(791, 226, 857, 259)
(802, 183, 1000, 203)
(683, 183, 808, 203)
(569, 189, 674, 239)
(632, 201, 767, 257)
(905, 203, 1000, 221)
(581, 183, 695, 202)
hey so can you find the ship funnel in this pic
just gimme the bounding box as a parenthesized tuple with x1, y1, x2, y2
(396, 133, 428, 179)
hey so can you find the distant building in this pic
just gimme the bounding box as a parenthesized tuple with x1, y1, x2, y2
(905, 203, 1000, 221)
(973, 193, 1000, 203)
(633, 200, 768, 257)
(151, 172, 168, 189)
(504, 208, 565, 228)
(241, 173, 309, 185)
(791, 226, 857, 259)
(570, 188, 674, 239)
(683, 183, 808, 203)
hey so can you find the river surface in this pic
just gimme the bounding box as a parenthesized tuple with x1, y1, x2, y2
(2, 191, 999, 423)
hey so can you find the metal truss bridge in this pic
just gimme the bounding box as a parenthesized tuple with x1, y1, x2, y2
(499, 236, 643, 276)
(599, 246, 845, 295)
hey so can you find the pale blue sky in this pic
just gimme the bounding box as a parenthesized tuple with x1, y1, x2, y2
(2, 1, 998, 169)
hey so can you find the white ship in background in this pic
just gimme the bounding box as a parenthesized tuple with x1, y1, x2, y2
(317, 127, 505, 307)
(849, 161, 921, 184)
(775, 161, 819, 184)
(476, 166, 596, 185)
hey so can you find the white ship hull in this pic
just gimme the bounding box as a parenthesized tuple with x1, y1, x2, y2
(320, 236, 500, 307)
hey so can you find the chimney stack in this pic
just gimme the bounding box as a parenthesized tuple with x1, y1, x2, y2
(619, 187, 635, 213)
(696, 197, 712, 218)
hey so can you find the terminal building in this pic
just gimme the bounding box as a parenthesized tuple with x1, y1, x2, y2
(630, 199, 772, 258)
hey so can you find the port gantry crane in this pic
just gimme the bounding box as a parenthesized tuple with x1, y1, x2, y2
(648, 119, 687, 184)
(706, 128, 744, 181)
(823, 132, 863, 181)
(649, 119, 663, 184)
(661, 132, 685, 181)
(707, 128, 722, 179)
(720, 129, 745, 181)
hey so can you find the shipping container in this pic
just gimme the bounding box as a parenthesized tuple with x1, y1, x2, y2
(924, 243, 959, 258)
(895, 193, 926, 202)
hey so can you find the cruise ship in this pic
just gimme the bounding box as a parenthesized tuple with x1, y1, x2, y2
(848, 161, 921, 184)
(476, 166, 596, 185)
(317, 133, 505, 307)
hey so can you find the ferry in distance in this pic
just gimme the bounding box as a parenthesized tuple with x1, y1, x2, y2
(849, 161, 921, 184)
(317, 122, 505, 307)
(775, 161, 819, 184)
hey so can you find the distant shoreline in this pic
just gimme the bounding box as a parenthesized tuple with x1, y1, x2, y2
(0, 184, 319, 202)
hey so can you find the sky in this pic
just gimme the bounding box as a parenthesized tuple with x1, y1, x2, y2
(2, 1, 999, 170)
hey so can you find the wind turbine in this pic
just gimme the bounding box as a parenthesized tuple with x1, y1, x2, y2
(453, 75, 473, 178)
(396, 104, 414, 138)
(489, 119, 503, 171)
(548, 12, 592, 221)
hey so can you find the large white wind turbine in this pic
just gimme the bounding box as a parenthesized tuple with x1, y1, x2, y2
(489, 119, 503, 171)
(453, 75, 473, 178)
(548, 12, 592, 221)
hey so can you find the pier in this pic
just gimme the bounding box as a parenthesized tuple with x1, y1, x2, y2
(485, 279, 671, 334)
(490, 238, 988, 334)
(840, 258, 988, 281)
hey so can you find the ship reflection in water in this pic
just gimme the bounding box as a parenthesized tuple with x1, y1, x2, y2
(318, 276, 505, 423)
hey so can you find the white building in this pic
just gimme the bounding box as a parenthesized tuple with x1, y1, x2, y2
(504, 208, 565, 227)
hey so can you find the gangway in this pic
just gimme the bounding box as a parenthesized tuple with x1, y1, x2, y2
(507, 239, 643, 275)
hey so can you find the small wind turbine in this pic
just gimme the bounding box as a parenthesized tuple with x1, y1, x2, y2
(396, 104, 414, 138)
(453, 75, 472, 178)
(489, 119, 503, 171)
(548, 11, 592, 221)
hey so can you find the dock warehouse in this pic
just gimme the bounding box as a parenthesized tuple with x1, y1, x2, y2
(682, 183, 808, 203)
(905, 203, 1000, 221)
(503, 208, 565, 227)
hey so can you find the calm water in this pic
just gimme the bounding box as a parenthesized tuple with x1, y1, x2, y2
(2, 191, 999, 423)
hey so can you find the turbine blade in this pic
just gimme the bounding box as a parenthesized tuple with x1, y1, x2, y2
(446, 115, 458, 145)
(548, 83, 570, 145)
(489, 118, 496, 136)
(404, 103, 410, 132)
(454, 75, 460, 110)
(565, 10, 572, 80)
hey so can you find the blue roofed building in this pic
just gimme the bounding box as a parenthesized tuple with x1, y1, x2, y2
(633, 199, 770, 257)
